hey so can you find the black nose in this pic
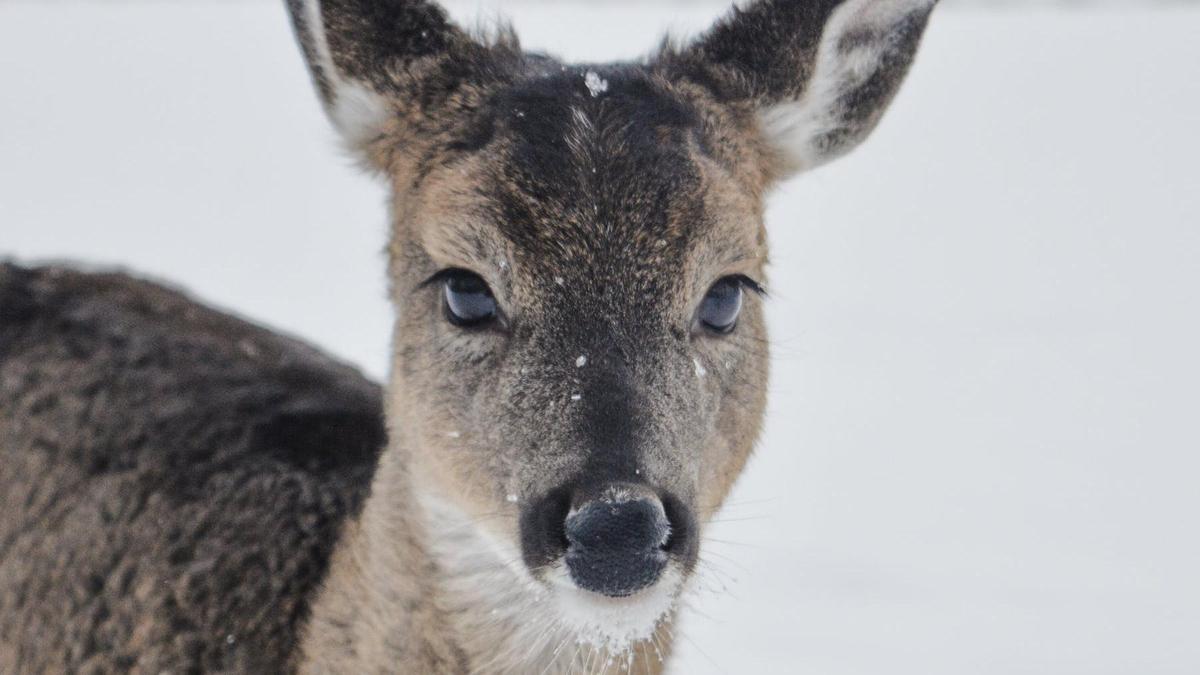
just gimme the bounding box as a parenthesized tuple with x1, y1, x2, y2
(564, 495, 670, 597)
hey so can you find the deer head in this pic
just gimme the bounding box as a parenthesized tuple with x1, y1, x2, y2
(287, 0, 935, 654)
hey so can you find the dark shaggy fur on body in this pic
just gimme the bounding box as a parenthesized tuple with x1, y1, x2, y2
(0, 263, 384, 673)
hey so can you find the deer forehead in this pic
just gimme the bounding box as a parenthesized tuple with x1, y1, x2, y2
(403, 69, 767, 299)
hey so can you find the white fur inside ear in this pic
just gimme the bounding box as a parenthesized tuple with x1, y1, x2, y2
(302, 0, 391, 150)
(328, 81, 391, 149)
(758, 0, 935, 173)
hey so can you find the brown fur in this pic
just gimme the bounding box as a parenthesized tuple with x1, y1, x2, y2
(0, 264, 381, 673)
(0, 0, 936, 672)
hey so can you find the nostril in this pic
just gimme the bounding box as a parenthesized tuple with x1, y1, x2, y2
(660, 527, 675, 554)
(659, 491, 693, 557)
(519, 487, 574, 572)
(553, 492, 573, 552)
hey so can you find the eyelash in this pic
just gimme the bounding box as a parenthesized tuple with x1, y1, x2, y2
(420, 268, 476, 289)
(726, 275, 767, 297)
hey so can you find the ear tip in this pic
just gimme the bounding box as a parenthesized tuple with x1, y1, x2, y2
(855, 0, 941, 22)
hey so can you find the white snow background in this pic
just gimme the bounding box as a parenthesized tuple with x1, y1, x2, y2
(3, 1, 1199, 673)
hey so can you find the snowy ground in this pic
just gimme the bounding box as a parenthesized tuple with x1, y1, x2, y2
(3, 2, 1200, 673)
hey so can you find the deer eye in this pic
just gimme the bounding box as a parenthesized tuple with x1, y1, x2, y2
(698, 277, 746, 334)
(442, 270, 497, 327)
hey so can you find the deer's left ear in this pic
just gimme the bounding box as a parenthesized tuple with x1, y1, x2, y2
(664, 0, 937, 178)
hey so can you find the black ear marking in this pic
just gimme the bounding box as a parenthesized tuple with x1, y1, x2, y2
(660, 0, 938, 176)
(284, 0, 520, 155)
(668, 0, 847, 105)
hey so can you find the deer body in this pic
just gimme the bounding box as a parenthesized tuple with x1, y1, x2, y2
(0, 0, 936, 671)
(0, 264, 381, 672)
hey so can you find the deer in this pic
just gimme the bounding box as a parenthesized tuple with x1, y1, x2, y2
(0, 0, 937, 672)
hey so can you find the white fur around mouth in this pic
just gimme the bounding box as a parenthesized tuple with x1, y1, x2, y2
(418, 488, 684, 669)
(545, 561, 682, 651)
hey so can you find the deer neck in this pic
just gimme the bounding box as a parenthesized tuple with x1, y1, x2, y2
(298, 440, 462, 672)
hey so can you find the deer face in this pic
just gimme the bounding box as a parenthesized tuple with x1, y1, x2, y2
(387, 69, 772, 643)
(288, 0, 935, 651)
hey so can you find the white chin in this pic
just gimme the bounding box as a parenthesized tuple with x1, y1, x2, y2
(545, 562, 683, 651)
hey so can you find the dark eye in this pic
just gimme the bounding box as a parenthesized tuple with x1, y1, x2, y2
(698, 277, 745, 334)
(442, 270, 497, 327)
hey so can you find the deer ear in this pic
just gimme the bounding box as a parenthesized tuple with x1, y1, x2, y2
(285, 0, 516, 164)
(666, 0, 937, 177)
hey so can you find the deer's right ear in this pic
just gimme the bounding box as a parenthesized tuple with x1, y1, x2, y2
(285, 0, 516, 167)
